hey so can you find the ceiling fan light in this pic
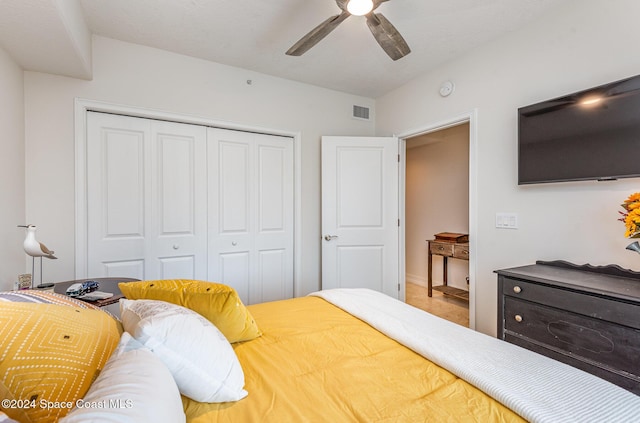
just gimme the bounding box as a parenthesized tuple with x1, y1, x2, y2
(347, 0, 374, 16)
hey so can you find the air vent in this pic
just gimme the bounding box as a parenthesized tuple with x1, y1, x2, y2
(353, 105, 370, 120)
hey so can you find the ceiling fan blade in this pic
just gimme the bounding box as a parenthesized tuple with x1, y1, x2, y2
(365, 12, 411, 61)
(286, 11, 350, 56)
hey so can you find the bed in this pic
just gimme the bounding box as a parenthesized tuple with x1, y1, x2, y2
(2, 282, 640, 423)
(185, 289, 640, 423)
(183, 293, 523, 423)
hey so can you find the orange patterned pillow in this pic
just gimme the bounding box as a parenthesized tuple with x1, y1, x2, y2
(0, 302, 122, 422)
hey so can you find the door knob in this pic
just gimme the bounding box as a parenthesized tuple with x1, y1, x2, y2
(324, 235, 339, 241)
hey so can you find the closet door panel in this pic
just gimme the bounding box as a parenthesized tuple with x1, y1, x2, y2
(258, 145, 286, 230)
(208, 129, 253, 298)
(219, 252, 250, 303)
(158, 256, 196, 280)
(149, 121, 207, 280)
(158, 137, 194, 232)
(87, 113, 207, 280)
(103, 260, 145, 280)
(87, 113, 149, 277)
(254, 134, 294, 301)
(254, 249, 287, 304)
(218, 141, 251, 234)
(208, 129, 294, 304)
(104, 135, 144, 236)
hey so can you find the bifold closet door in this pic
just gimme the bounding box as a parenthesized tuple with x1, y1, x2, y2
(208, 128, 294, 304)
(86, 112, 207, 280)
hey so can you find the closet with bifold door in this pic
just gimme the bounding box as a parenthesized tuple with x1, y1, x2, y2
(85, 112, 294, 304)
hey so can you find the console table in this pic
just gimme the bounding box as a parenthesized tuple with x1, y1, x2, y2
(427, 234, 469, 301)
(495, 260, 640, 394)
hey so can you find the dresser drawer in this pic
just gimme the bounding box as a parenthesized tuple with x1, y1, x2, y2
(505, 334, 640, 394)
(429, 242, 453, 257)
(453, 244, 469, 260)
(501, 277, 640, 330)
(504, 296, 640, 379)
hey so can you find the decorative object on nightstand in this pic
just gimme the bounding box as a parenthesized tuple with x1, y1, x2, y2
(17, 224, 57, 289)
(618, 192, 640, 254)
(426, 232, 469, 301)
(16, 273, 32, 290)
(54, 277, 139, 318)
(65, 280, 101, 298)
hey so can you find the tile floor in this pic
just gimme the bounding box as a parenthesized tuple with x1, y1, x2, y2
(405, 282, 469, 327)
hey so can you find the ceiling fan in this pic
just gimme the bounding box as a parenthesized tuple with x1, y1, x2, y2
(286, 0, 411, 61)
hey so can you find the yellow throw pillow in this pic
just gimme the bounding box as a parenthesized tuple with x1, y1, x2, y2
(0, 303, 122, 423)
(119, 280, 261, 343)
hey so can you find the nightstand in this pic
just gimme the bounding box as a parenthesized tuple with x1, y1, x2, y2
(54, 277, 139, 318)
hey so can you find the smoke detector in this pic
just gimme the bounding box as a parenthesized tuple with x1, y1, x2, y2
(439, 81, 455, 97)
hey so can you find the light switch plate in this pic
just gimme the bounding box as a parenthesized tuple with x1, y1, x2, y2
(496, 213, 518, 229)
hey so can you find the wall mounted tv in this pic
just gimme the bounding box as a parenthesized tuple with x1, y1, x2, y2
(518, 74, 640, 184)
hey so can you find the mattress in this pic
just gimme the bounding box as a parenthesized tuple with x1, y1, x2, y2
(182, 296, 524, 422)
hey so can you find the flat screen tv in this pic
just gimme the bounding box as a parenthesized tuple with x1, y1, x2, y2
(518, 74, 640, 184)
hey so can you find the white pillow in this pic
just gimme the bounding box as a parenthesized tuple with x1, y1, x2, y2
(119, 298, 248, 403)
(60, 332, 185, 423)
(0, 412, 20, 423)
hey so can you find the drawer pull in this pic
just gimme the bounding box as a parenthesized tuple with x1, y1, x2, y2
(513, 286, 522, 294)
(514, 315, 523, 323)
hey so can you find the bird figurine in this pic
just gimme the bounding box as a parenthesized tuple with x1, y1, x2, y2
(18, 224, 57, 289)
(18, 224, 57, 259)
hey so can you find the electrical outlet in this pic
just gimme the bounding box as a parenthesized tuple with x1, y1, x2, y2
(496, 213, 518, 229)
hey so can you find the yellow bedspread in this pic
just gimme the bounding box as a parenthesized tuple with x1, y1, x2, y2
(183, 296, 525, 422)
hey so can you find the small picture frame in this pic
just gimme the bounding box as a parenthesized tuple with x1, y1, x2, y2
(18, 274, 32, 290)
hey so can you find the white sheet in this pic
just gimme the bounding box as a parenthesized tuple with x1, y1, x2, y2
(311, 288, 640, 423)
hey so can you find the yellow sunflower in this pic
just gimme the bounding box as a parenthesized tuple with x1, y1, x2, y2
(623, 192, 640, 211)
(625, 208, 640, 238)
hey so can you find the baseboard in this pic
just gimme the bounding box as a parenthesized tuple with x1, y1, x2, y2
(406, 273, 427, 288)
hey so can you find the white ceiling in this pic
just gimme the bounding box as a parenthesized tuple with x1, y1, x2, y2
(0, 0, 570, 98)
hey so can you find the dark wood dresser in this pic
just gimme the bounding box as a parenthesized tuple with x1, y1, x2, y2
(495, 260, 640, 394)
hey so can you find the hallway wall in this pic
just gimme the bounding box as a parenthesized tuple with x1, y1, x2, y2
(405, 124, 470, 290)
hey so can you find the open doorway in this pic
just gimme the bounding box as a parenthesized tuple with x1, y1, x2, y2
(403, 122, 470, 327)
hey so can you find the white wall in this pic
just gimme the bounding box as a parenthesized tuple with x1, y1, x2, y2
(377, 0, 640, 336)
(0, 46, 25, 291)
(23, 36, 375, 294)
(406, 129, 469, 289)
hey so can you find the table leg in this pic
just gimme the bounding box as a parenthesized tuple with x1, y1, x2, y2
(427, 251, 433, 297)
(443, 256, 448, 287)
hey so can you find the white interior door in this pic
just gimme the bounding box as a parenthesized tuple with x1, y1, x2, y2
(86, 112, 207, 280)
(87, 113, 147, 278)
(148, 120, 207, 279)
(321, 136, 399, 298)
(208, 128, 294, 304)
